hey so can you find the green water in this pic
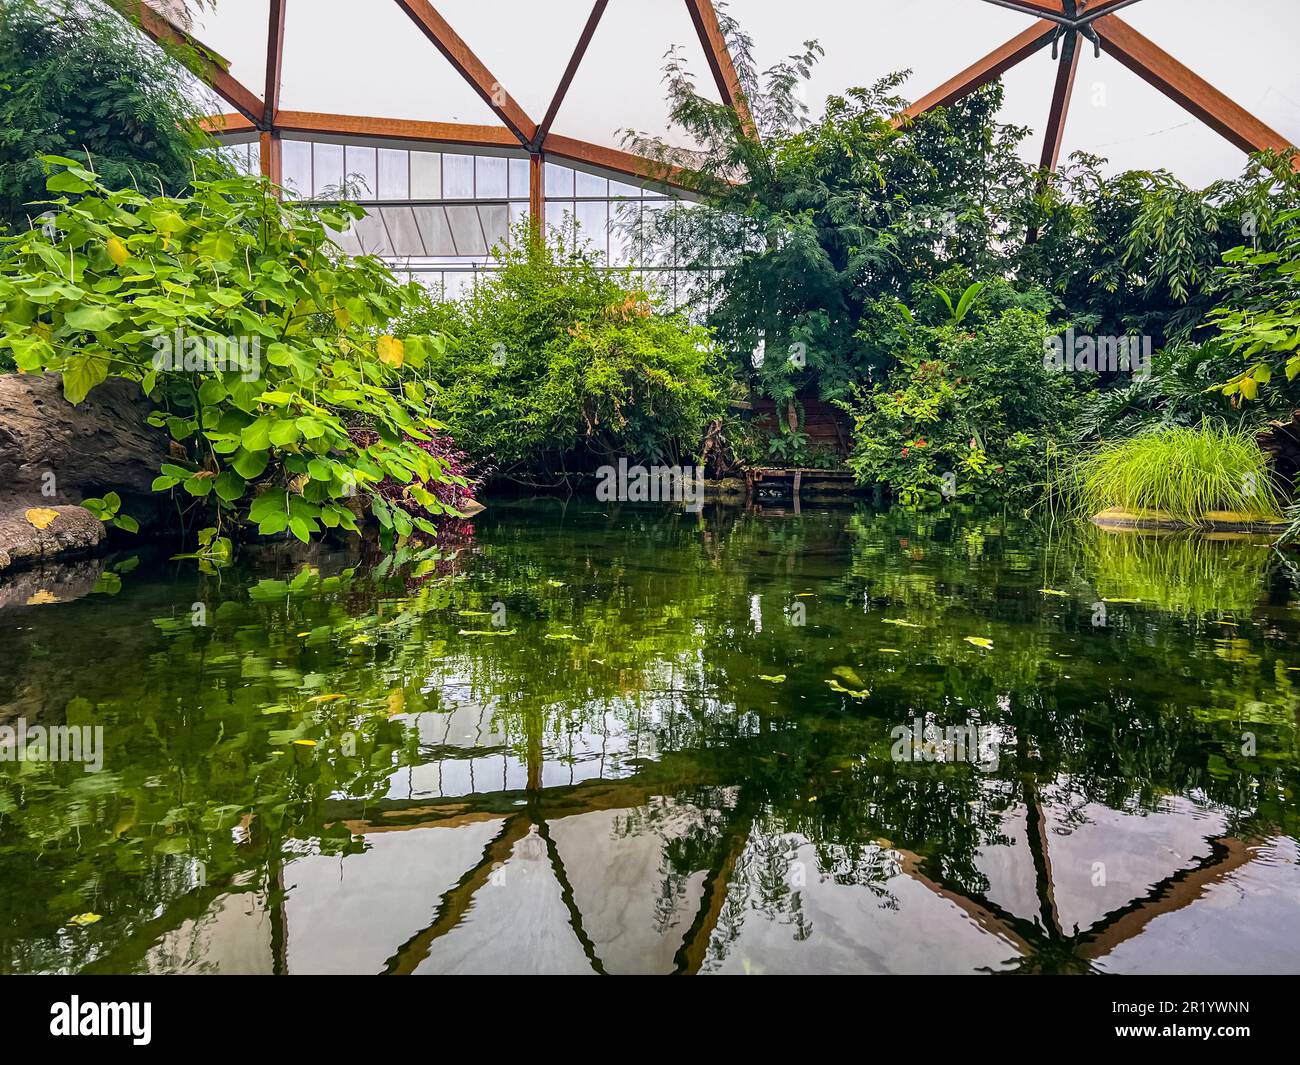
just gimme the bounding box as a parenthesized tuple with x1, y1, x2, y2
(3, 500, 1300, 975)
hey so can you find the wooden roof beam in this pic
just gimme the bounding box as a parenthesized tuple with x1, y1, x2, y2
(391, 0, 537, 147)
(1040, 29, 1081, 170)
(898, 18, 1058, 122)
(684, 0, 757, 138)
(263, 0, 287, 128)
(537, 0, 608, 146)
(1093, 13, 1297, 159)
(105, 0, 264, 127)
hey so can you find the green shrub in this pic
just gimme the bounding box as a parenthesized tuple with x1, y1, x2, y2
(396, 224, 724, 477)
(0, 0, 223, 231)
(1064, 422, 1282, 524)
(842, 307, 1077, 504)
(0, 160, 457, 547)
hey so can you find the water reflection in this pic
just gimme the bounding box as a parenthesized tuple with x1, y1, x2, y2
(2, 502, 1299, 974)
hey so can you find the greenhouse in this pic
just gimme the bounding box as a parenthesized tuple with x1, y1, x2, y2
(2, 0, 1300, 1006)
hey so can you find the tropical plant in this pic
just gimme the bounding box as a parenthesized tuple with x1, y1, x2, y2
(842, 307, 1077, 504)
(1061, 422, 1283, 525)
(0, 0, 225, 232)
(1206, 206, 1300, 405)
(394, 222, 724, 480)
(0, 160, 460, 545)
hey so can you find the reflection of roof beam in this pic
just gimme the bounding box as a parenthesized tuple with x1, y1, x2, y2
(382, 815, 531, 976)
(684, 0, 756, 138)
(898, 19, 1058, 122)
(673, 814, 753, 975)
(1076, 836, 1260, 962)
(1093, 14, 1296, 159)
(105, 0, 264, 126)
(537, 1, 609, 147)
(391, 0, 537, 147)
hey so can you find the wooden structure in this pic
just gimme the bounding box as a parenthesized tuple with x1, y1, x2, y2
(106, 0, 753, 209)
(903, 0, 1297, 171)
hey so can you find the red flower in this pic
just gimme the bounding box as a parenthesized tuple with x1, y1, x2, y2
(901, 447, 910, 456)
(915, 438, 927, 448)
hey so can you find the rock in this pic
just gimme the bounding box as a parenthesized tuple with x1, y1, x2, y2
(0, 504, 105, 572)
(0, 554, 111, 609)
(0, 372, 170, 514)
(459, 497, 486, 517)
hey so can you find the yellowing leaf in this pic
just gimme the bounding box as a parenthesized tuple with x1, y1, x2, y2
(832, 665, 867, 688)
(964, 636, 994, 650)
(25, 507, 59, 530)
(106, 236, 129, 267)
(377, 335, 404, 368)
(307, 694, 345, 704)
(292, 739, 317, 747)
(544, 633, 581, 641)
(67, 913, 102, 927)
(878, 648, 901, 654)
(1039, 588, 1068, 597)
(826, 678, 869, 699)
(458, 629, 517, 637)
(758, 674, 787, 683)
(882, 618, 921, 628)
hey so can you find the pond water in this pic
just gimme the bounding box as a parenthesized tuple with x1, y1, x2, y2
(3, 500, 1300, 975)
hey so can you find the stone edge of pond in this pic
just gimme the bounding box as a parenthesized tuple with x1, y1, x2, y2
(1092, 507, 1289, 536)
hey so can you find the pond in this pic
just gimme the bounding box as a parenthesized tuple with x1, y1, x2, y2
(2, 500, 1300, 975)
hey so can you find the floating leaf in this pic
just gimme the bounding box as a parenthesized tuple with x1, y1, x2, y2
(292, 739, 317, 747)
(459, 629, 517, 637)
(307, 694, 345, 704)
(832, 665, 867, 689)
(1039, 588, 1068, 597)
(878, 648, 901, 654)
(67, 913, 102, 927)
(544, 633, 582, 641)
(826, 678, 869, 699)
(758, 674, 787, 683)
(964, 636, 994, 650)
(25, 507, 59, 530)
(882, 618, 921, 628)
(1101, 597, 1141, 604)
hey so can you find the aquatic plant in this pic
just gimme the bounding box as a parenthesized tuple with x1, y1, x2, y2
(1063, 422, 1283, 525)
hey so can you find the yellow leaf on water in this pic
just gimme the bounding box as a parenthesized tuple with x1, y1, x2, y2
(878, 648, 901, 654)
(307, 694, 345, 703)
(25, 508, 59, 530)
(106, 236, 129, 267)
(25, 590, 59, 605)
(377, 335, 404, 368)
(1102, 597, 1141, 604)
(882, 618, 921, 628)
(832, 665, 866, 688)
(964, 636, 994, 650)
(758, 674, 786, 683)
(293, 739, 317, 747)
(544, 633, 581, 641)
(826, 678, 869, 699)
(1039, 588, 1068, 597)
(67, 913, 102, 927)
(459, 629, 516, 637)
(386, 689, 406, 717)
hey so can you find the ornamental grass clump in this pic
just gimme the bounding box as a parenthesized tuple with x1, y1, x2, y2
(1068, 422, 1283, 525)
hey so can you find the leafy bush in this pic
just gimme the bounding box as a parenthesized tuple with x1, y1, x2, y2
(842, 308, 1077, 504)
(0, 0, 223, 231)
(0, 160, 459, 546)
(395, 223, 724, 478)
(1063, 422, 1283, 524)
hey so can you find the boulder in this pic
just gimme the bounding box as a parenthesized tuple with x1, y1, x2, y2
(0, 504, 105, 573)
(0, 372, 170, 508)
